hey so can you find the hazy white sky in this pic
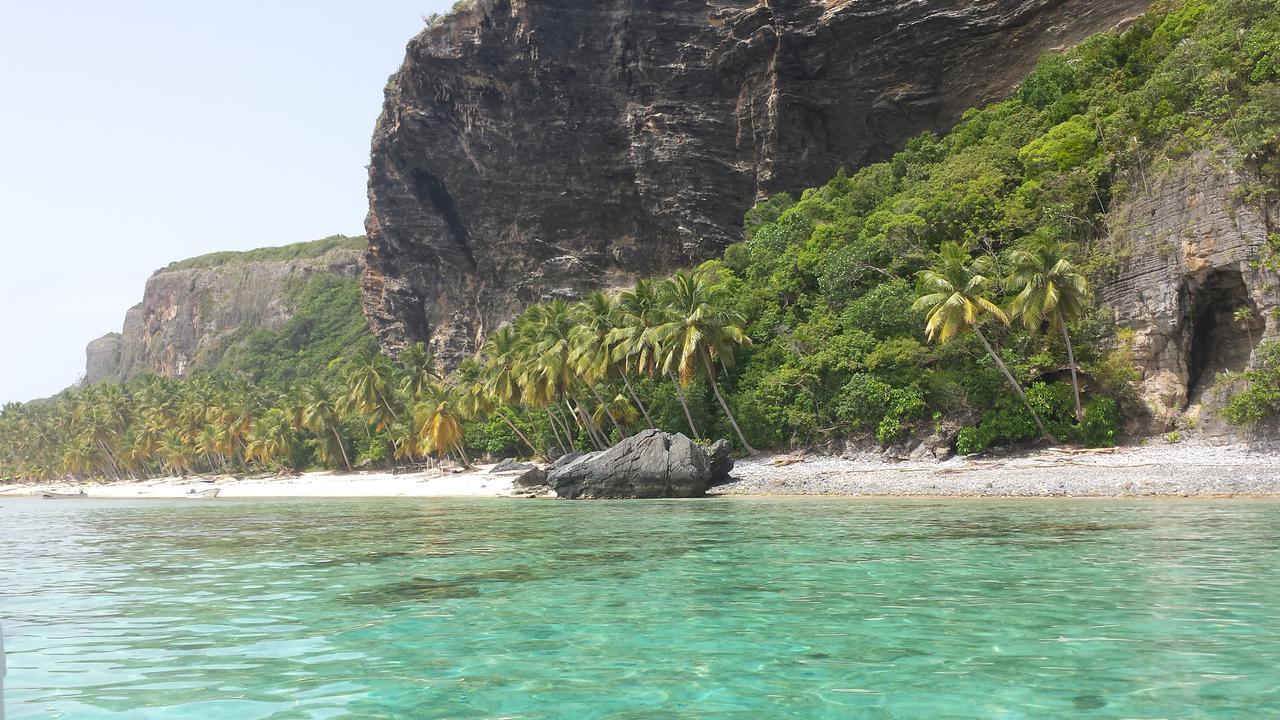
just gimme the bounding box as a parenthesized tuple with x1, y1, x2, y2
(0, 1, 452, 404)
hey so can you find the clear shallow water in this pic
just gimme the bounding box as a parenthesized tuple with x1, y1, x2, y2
(2, 497, 1279, 719)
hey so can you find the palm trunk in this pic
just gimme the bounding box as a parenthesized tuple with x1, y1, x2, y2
(567, 397, 606, 450)
(332, 426, 352, 471)
(619, 371, 655, 428)
(701, 352, 755, 452)
(95, 440, 123, 480)
(455, 444, 473, 470)
(1061, 323, 1083, 423)
(668, 371, 702, 440)
(499, 411, 537, 455)
(974, 327, 1055, 443)
(575, 394, 609, 447)
(545, 407, 570, 454)
(552, 403, 579, 450)
(587, 384, 626, 439)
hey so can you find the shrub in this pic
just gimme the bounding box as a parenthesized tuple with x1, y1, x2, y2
(1223, 342, 1280, 425)
(834, 374, 894, 430)
(1080, 397, 1120, 448)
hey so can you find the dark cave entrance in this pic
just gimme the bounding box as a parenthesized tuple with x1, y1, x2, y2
(1185, 268, 1264, 403)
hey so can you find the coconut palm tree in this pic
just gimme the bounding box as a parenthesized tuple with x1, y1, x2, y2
(413, 383, 469, 467)
(570, 291, 629, 437)
(336, 348, 400, 432)
(479, 326, 539, 455)
(913, 241, 1052, 440)
(299, 380, 352, 471)
(521, 300, 608, 450)
(610, 279, 693, 437)
(652, 270, 756, 451)
(1007, 236, 1091, 422)
(398, 342, 441, 403)
(246, 408, 299, 471)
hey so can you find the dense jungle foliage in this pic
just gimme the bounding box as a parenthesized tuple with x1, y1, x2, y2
(3, 0, 1279, 481)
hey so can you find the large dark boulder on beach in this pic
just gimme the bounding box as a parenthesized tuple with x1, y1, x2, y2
(489, 458, 536, 474)
(707, 439, 734, 483)
(549, 430, 710, 499)
(511, 466, 548, 489)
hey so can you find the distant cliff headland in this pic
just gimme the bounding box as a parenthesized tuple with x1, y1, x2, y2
(85, 235, 369, 385)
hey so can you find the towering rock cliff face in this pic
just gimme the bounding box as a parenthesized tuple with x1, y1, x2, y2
(1099, 149, 1279, 434)
(365, 0, 1150, 362)
(85, 238, 364, 384)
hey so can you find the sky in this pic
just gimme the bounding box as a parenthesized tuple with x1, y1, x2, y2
(0, 1, 452, 404)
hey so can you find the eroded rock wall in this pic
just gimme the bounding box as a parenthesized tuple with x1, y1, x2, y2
(365, 0, 1151, 363)
(84, 244, 363, 383)
(1099, 148, 1279, 432)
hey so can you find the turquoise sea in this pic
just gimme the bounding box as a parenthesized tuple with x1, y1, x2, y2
(2, 496, 1279, 718)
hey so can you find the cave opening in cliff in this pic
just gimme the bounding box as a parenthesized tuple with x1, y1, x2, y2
(1185, 268, 1263, 403)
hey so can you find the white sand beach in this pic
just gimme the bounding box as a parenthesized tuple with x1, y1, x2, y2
(0, 464, 522, 499)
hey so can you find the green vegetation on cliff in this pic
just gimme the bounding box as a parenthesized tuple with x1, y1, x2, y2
(161, 234, 365, 272)
(213, 275, 379, 386)
(3, 0, 1279, 482)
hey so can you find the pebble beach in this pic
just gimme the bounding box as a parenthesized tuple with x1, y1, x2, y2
(712, 444, 1280, 497)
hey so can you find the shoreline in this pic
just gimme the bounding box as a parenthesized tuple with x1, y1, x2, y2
(710, 443, 1280, 498)
(3, 444, 1279, 500)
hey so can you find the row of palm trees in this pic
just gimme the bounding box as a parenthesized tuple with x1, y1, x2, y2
(471, 270, 756, 453)
(0, 271, 757, 482)
(913, 234, 1090, 438)
(0, 348, 472, 482)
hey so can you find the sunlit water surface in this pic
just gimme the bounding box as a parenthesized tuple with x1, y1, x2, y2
(3, 496, 1279, 718)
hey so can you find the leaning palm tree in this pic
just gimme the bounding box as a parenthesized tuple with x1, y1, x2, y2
(245, 408, 299, 471)
(413, 384, 469, 468)
(299, 380, 352, 471)
(652, 270, 756, 451)
(1006, 236, 1091, 422)
(479, 326, 539, 455)
(570, 292, 629, 437)
(336, 348, 400, 432)
(522, 300, 608, 450)
(611, 279, 695, 437)
(913, 241, 1052, 440)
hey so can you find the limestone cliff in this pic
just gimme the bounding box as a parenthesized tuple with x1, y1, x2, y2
(1099, 149, 1278, 433)
(365, 0, 1151, 363)
(85, 237, 364, 383)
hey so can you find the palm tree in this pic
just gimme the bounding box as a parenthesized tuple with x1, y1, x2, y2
(570, 291, 629, 437)
(413, 384, 469, 467)
(299, 380, 352, 471)
(398, 342, 441, 403)
(336, 348, 400, 432)
(913, 241, 1052, 440)
(1007, 236, 1091, 422)
(653, 270, 756, 451)
(521, 300, 608, 450)
(479, 326, 539, 455)
(246, 408, 299, 471)
(610, 279, 692, 436)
